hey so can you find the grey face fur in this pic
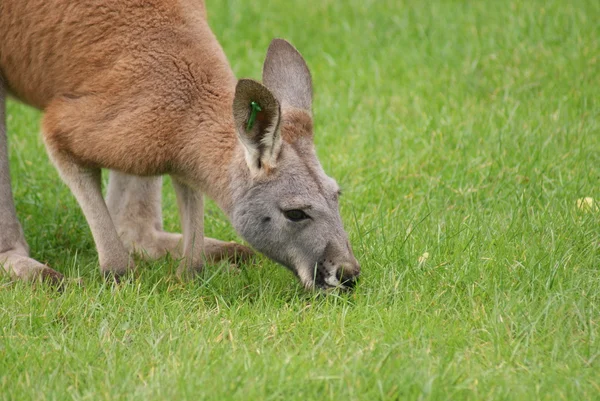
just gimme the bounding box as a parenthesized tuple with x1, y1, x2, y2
(230, 40, 360, 290)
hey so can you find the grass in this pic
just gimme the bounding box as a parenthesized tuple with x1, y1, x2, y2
(1, 0, 599, 399)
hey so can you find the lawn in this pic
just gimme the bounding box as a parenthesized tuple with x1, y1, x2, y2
(1, 0, 599, 400)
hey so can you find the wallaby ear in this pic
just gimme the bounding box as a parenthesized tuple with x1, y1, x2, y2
(262, 39, 313, 112)
(233, 79, 282, 174)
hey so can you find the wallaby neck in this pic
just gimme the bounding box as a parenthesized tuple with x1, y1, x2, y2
(170, 74, 247, 218)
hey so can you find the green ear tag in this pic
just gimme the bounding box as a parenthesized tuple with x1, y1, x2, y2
(246, 101, 262, 131)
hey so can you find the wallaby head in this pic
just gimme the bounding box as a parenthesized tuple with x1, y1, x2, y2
(229, 39, 360, 290)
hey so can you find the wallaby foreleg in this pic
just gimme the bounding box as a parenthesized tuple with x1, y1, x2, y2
(172, 179, 205, 277)
(44, 142, 133, 277)
(106, 171, 183, 260)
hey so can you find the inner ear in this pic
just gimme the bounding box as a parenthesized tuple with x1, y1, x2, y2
(233, 79, 281, 173)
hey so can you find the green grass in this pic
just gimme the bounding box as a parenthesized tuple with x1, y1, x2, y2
(1, 0, 599, 399)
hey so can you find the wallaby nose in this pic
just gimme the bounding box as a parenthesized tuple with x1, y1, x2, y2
(336, 259, 360, 289)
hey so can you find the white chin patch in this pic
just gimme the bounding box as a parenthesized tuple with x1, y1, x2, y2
(324, 275, 341, 288)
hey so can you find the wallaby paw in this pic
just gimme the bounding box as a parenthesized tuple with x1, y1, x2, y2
(176, 259, 204, 280)
(121, 230, 183, 261)
(38, 266, 66, 286)
(204, 238, 255, 264)
(0, 253, 65, 287)
(226, 243, 255, 264)
(99, 253, 135, 280)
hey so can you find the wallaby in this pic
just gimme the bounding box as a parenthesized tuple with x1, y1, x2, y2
(0, 0, 360, 290)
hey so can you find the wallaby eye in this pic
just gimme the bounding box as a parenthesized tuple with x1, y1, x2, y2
(283, 209, 310, 222)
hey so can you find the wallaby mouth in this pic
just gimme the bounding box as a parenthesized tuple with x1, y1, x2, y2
(314, 265, 359, 291)
(336, 268, 359, 289)
(294, 256, 360, 291)
(305, 242, 361, 291)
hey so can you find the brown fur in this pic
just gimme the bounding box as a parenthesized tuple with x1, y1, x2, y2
(281, 109, 314, 143)
(1, 0, 242, 205)
(1, 0, 248, 277)
(0, 0, 360, 287)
